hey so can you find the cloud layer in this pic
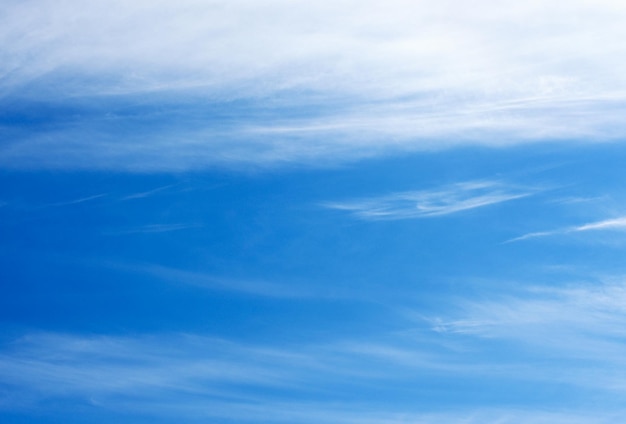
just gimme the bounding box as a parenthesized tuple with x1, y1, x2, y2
(3, 0, 626, 170)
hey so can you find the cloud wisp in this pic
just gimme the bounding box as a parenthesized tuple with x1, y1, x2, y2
(508, 216, 626, 242)
(1, 323, 625, 423)
(43, 193, 108, 208)
(119, 184, 177, 201)
(433, 280, 626, 375)
(0, 331, 452, 422)
(102, 223, 203, 235)
(3, 1, 626, 170)
(102, 262, 315, 299)
(324, 180, 534, 220)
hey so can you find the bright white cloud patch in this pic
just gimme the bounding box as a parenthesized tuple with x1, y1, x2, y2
(3, 0, 626, 169)
(3, 0, 626, 99)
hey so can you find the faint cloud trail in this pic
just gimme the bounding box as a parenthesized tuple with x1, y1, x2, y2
(44, 193, 108, 207)
(119, 184, 176, 201)
(102, 223, 203, 235)
(324, 180, 536, 220)
(508, 216, 626, 243)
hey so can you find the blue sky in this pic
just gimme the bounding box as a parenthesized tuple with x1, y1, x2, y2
(3, 1, 626, 423)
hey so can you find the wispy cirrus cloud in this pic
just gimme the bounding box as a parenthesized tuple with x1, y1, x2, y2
(1, 328, 624, 423)
(324, 180, 535, 220)
(509, 216, 626, 242)
(433, 280, 626, 369)
(0, 332, 447, 421)
(3, 0, 626, 170)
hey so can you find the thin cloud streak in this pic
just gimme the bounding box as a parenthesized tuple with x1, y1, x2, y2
(44, 193, 108, 207)
(102, 223, 203, 235)
(508, 216, 626, 242)
(324, 181, 535, 220)
(577, 217, 626, 231)
(119, 184, 176, 201)
(104, 262, 315, 298)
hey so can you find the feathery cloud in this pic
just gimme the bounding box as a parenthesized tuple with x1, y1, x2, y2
(435, 281, 626, 366)
(324, 180, 534, 220)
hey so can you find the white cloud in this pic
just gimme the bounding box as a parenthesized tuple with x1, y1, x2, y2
(3, 0, 626, 169)
(509, 216, 626, 242)
(324, 180, 534, 220)
(576, 217, 626, 231)
(3, 0, 626, 99)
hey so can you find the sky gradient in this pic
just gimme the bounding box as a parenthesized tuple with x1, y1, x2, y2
(3, 1, 626, 423)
